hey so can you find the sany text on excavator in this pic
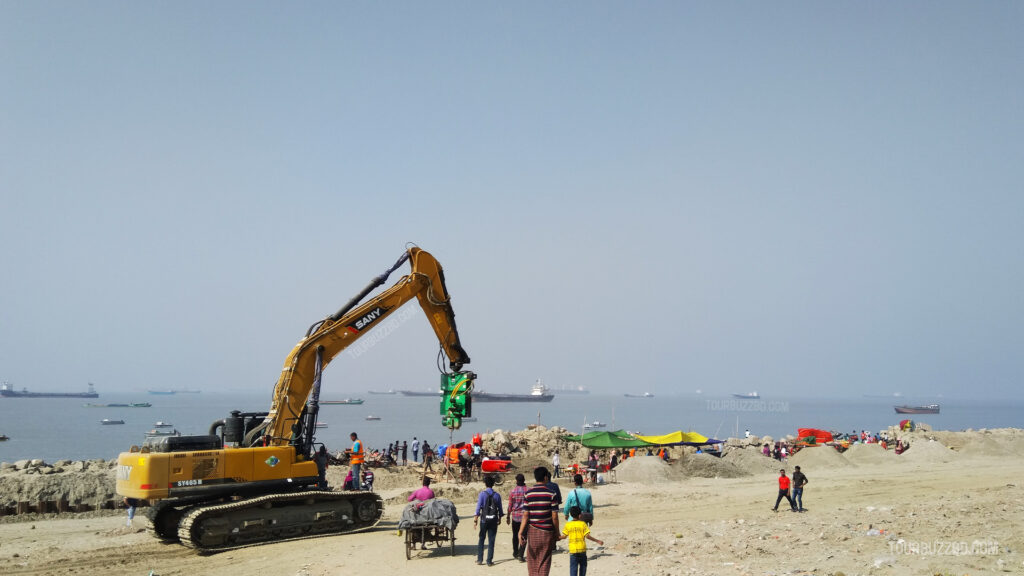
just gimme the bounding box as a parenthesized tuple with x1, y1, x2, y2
(116, 246, 475, 551)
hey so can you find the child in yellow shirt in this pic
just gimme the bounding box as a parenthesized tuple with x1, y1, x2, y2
(559, 506, 604, 576)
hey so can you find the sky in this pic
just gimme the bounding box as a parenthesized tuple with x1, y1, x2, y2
(1, 3, 1022, 401)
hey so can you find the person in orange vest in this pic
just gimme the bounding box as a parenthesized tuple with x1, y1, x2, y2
(347, 432, 364, 491)
(629, 448, 636, 458)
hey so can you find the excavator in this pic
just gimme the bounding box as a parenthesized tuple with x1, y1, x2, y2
(115, 246, 474, 551)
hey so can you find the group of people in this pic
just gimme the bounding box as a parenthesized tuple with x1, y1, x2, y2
(470, 468, 602, 576)
(771, 466, 809, 512)
(404, 465, 602, 575)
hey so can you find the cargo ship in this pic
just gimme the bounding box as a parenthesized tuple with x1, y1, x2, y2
(321, 398, 364, 405)
(894, 404, 940, 414)
(1, 382, 98, 398)
(474, 381, 554, 403)
(398, 389, 441, 397)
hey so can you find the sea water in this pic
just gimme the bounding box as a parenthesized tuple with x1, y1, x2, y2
(0, 392, 1021, 463)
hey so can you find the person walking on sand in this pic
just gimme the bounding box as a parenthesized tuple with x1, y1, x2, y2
(347, 432, 364, 491)
(401, 440, 408, 466)
(422, 440, 434, 472)
(552, 450, 561, 479)
(772, 469, 797, 512)
(791, 465, 808, 511)
(506, 473, 528, 561)
(521, 467, 560, 576)
(412, 436, 420, 463)
(559, 505, 604, 576)
(474, 475, 503, 566)
(564, 474, 594, 524)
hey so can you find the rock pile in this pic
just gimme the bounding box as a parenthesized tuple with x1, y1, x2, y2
(0, 459, 118, 511)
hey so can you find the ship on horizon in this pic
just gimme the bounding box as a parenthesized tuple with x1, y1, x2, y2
(1, 382, 99, 399)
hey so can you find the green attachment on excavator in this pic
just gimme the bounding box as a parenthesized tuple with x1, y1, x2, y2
(440, 371, 474, 429)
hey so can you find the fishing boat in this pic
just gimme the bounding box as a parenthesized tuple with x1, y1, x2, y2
(101, 419, 125, 425)
(2, 382, 99, 398)
(624, 392, 655, 398)
(145, 428, 180, 437)
(365, 415, 382, 421)
(321, 398, 364, 405)
(153, 421, 173, 428)
(732, 392, 760, 399)
(894, 404, 940, 414)
(583, 421, 607, 430)
(0, 434, 9, 441)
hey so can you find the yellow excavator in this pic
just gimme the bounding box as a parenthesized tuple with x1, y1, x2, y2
(116, 246, 474, 551)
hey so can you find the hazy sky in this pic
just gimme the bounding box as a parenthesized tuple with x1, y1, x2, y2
(2, 3, 1021, 400)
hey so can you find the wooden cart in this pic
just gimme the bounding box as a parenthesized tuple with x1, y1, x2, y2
(404, 522, 455, 559)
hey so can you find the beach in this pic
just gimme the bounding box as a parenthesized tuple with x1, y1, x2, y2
(1, 426, 1022, 576)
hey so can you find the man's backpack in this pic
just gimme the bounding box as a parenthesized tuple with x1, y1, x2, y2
(483, 490, 500, 521)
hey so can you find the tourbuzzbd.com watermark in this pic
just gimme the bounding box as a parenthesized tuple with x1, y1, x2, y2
(705, 399, 790, 413)
(345, 305, 418, 359)
(889, 539, 1000, 556)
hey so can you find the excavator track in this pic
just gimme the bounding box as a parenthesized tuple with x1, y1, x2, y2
(177, 490, 383, 552)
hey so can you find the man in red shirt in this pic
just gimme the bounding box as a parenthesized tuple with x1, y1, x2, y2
(772, 469, 797, 512)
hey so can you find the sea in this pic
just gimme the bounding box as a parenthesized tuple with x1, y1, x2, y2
(1, 391, 1021, 463)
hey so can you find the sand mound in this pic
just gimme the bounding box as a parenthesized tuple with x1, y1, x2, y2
(788, 445, 853, 468)
(722, 447, 781, 475)
(843, 443, 896, 466)
(674, 453, 750, 478)
(900, 439, 957, 463)
(613, 456, 680, 484)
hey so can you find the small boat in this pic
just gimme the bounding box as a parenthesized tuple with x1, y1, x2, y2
(365, 415, 381, 421)
(153, 421, 173, 428)
(0, 434, 9, 441)
(316, 422, 328, 428)
(624, 392, 655, 398)
(321, 398, 365, 405)
(101, 419, 125, 425)
(732, 392, 760, 399)
(145, 428, 179, 436)
(583, 421, 607, 430)
(894, 404, 940, 414)
(85, 402, 152, 408)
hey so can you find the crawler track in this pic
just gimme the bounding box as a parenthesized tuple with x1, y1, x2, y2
(174, 491, 383, 552)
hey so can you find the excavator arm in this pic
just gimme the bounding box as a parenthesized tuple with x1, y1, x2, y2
(245, 246, 471, 447)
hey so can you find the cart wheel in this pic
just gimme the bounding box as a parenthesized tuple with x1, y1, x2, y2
(405, 529, 412, 560)
(449, 528, 456, 555)
(492, 473, 505, 486)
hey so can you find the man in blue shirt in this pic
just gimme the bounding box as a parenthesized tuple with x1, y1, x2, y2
(563, 473, 594, 523)
(474, 475, 504, 566)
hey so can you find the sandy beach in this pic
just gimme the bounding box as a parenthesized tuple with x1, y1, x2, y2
(1, 426, 1022, 576)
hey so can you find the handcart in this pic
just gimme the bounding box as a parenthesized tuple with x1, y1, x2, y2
(398, 498, 459, 560)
